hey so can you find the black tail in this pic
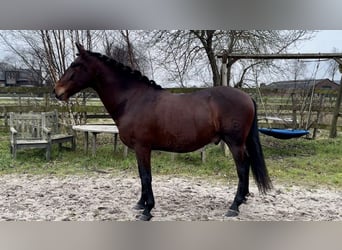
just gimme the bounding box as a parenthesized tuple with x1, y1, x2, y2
(246, 99, 272, 193)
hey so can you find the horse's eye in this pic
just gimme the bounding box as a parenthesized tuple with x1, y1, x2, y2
(70, 62, 80, 68)
(69, 71, 75, 80)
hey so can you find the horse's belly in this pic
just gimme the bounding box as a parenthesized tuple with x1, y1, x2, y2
(154, 144, 205, 153)
(153, 133, 218, 153)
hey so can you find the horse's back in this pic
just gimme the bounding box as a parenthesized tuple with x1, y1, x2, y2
(207, 86, 253, 107)
(155, 86, 254, 132)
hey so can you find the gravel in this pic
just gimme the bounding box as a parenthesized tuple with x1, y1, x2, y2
(0, 174, 340, 221)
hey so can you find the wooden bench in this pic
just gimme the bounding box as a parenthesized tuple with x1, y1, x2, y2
(9, 112, 52, 160)
(9, 111, 75, 160)
(42, 110, 76, 151)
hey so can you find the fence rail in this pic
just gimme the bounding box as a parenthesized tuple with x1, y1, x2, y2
(1, 86, 342, 134)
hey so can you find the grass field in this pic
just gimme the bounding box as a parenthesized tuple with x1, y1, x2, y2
(1, 131, 341, 189)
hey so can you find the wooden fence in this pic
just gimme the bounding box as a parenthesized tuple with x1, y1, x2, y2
(250, 87, 342, 135)
(1, 86, 342, 136)
(0, 86, 203, 130)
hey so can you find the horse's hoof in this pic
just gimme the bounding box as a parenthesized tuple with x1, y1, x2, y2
(138, 213, 153, 221)
(133, 203, 146, 210)
(225, 209, 239, 217)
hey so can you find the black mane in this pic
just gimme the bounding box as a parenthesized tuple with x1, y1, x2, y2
(87, 51, 163, 90)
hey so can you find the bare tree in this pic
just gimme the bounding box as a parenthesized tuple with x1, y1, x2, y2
(327, 47, 340, 81)
(223, 30, 315, 87)
(0, 30, 100, 124)
(102, 30, 149, 73)
(147, 30, 314, 87)
(0, 30, 315, 89)
(0, 30, 102, 85)
(120, 30, 136, 69)
(190, 30, 221, 86)
(145, 30, 211, 87)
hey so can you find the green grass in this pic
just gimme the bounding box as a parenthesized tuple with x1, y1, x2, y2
(262, 135, 342, 188)
(1, 132, 341, 189)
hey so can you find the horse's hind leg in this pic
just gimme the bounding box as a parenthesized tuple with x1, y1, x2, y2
(224, 141, 251, 217)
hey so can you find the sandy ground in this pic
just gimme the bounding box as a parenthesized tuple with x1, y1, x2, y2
(0, 173, 340, 221)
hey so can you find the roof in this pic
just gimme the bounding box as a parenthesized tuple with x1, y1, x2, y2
(267, 79, 339, 90)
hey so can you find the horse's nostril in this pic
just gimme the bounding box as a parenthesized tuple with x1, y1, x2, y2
(56, 93, 64, 100)
(53, 89, 64, 100)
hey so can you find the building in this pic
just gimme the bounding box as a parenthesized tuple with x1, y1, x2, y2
(266, 79, 339, 90)
(0, 69, 43, 87)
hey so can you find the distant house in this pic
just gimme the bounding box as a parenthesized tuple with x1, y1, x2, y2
(0, 69, 43, 87)
(266, 79, 339, 91)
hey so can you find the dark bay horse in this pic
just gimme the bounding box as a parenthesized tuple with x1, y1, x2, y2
(54, 43, 272, 221)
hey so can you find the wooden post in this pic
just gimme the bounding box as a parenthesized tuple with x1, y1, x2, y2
(313, 94, 324, 139)
(44, 92, 49, 110)
(220, 54, 230, 156)
(329, 75, 342, 138)
(329, 59, 342, 138)
(291, 93, 298, 129)
(221, 54, 228, 86)
(92, 132, 98, 156)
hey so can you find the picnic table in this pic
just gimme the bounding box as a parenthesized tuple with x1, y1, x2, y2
(72, 124, 128, 156)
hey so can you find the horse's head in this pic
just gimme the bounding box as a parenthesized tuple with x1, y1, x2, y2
(54, 43, 95, 101)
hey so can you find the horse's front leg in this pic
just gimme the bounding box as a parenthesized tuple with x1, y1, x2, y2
(133, 146, 154, 221)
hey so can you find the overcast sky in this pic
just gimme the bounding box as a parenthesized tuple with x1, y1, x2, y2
(286, 30, 342, 82)
(295, 30, 342, 53)
(1, 30, 341, 55)
(0, 30, 341, 84)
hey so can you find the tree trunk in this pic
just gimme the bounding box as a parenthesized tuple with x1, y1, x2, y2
(191, 30, 221, 86)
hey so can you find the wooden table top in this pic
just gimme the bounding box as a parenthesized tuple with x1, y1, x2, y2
(72, 125, 119, 134)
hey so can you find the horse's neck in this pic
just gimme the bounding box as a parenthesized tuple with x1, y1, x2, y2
(94, 80, 150, 124)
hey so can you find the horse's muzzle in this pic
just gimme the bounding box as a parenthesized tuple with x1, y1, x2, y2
(53, 88, 65, 101)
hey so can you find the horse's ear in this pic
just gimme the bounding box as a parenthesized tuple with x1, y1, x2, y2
(75, 42, 86, 55)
